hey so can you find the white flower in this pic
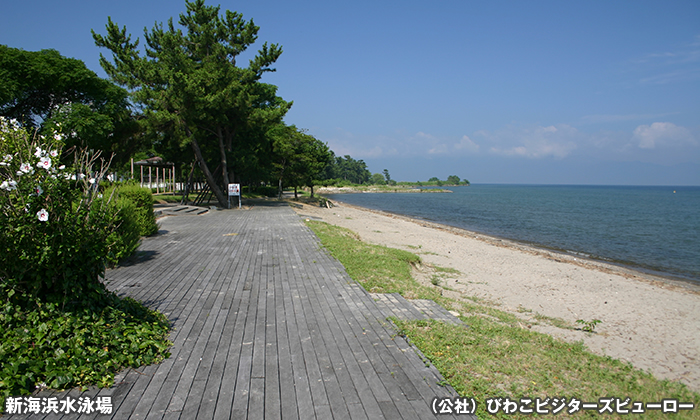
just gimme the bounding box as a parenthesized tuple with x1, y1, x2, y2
(36, 157, 52, 170)
(50, 150, 58, 157)
(53, 134, 63, 141)
(58, 165, 66, 170)
(1, 180, 18, 191)
(34, 147, 45, 158)
(37, 208, 49, 222)
(89, 178, 96, 184)
(0, 162, 8, 166)
(3, 154, 12, 162)
(20, 163, 33, 174)
(34, 185, 43, 196)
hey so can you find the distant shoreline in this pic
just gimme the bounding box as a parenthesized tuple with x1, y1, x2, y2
(315, 186, 454, 194)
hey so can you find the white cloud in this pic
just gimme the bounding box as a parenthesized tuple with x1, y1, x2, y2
(632, 122, 696, 149)
(412, 131, 450, 155)
(453, 135, 480, 153)
(478, 124, 579, 159)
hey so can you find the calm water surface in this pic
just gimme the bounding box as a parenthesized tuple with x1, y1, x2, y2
(324, 185, 700, 284)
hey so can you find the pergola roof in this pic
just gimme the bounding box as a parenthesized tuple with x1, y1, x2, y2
(133, 156, 174, 167)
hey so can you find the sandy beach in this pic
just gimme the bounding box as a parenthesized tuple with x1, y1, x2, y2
(290, 198, 700, 392)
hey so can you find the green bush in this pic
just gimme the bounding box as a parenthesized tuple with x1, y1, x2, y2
(114, 184, 158, 237)
(104, 197, 141, 265)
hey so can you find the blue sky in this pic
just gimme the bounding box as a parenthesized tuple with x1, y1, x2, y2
(2, 1, 699, 185)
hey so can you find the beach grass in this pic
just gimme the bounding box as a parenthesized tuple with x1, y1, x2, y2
(306, 219, 700, 420)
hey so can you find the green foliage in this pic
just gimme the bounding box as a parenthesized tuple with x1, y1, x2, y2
(98, 183, 158, 265)
(112, 184, 158, 237)
(370, 173, 386, 185)
(576, 318, 602, 333)
(270, 124, 331, 197)
(382, 169, 391, 183)
(0, 294, 171, 413)
(0, 45, 141, 167)
(93, 0, 291, 208)
(103, 197, 141, 265)
(323, 153, 371, 184)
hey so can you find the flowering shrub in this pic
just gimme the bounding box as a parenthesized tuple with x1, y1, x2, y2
(0, 117, 118, 308)
(0, 117, 171, 411)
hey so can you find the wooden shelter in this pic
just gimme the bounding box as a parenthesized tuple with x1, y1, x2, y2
(131, 157, 176, 194)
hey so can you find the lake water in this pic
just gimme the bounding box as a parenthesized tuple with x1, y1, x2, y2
(324, 185, 700, 284)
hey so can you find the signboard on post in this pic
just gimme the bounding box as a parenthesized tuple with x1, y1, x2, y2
(228, 183, 241, 209)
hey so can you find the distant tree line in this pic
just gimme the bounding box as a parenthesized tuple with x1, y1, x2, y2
(367, 172, 469, 186)
(425, 175, 469, 186)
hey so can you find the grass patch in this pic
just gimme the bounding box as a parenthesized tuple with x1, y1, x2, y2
(306, 220, 700, 420)
(534, 312, 575, 330)
(395, 319, 698, 419)
(307, 221, 448, 305)
(432, 265, 461, 275)
(419, 251, 440, 256)
(153, 194, 184, 204)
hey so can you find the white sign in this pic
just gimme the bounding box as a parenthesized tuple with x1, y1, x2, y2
(228, 183, 240, 196)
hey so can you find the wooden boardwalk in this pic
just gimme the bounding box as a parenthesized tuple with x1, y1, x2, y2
(6, 203, 475, 419)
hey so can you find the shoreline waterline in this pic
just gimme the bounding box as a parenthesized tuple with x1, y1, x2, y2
(323, 197, 700, 295)
(321, 184, 700, 287)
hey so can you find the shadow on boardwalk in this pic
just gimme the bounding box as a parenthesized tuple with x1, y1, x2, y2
(6, 205, 474, 419)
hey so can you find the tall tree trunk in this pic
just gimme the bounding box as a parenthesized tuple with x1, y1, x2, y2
(188, 127, 228, 208)
(277, 158, 286, 199)
(217, 127, 230, 197)
(181, 160, 196, 205)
